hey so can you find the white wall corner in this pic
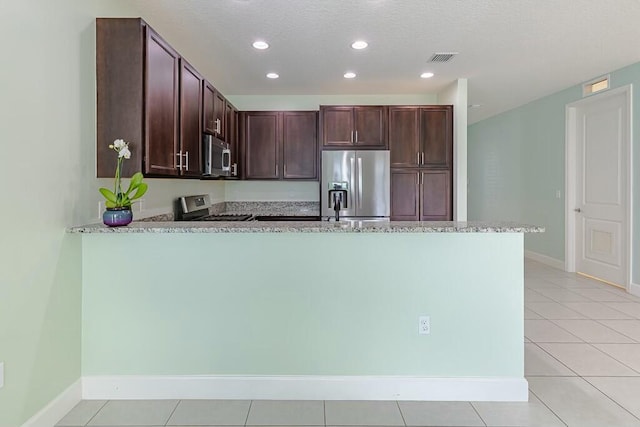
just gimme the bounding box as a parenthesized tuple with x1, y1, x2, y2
(82, 375, 528, 402)
(437, 79, 468, 221)
(524, 250, 566, 270)
(20, 379, 82, 427)
(630, 282, 640, 298)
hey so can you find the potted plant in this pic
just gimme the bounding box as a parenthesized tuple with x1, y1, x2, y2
(99, 139, 148, 226)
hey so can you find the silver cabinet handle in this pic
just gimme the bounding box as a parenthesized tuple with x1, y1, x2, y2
(232, 163, 238, 176)
(357, 157, 363, 209)
(184, 151, 189, 171)
(215, 118, 221, 134)
(417, 152, 420, 165)
(355, 130, 358, 143)
(420, 172, 423, 185)
(176, 150, 183, 170)
(275, 164, 278, 177)
(574, 208, 581, 212)
(284, 164, 287, 177)
(421, 152, 425, 165)
(350, 130, 354, 143)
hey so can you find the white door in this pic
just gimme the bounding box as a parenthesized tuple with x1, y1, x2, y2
(573, 89, 630, 287)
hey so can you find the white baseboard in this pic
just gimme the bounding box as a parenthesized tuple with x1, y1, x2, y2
(524, 250, 565, 270)
(630, 282, 640, 298)
(20, 379, 81, 427)
(82, 375, 528, 402)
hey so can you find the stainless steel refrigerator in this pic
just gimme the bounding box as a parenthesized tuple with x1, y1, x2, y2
(321, 150, 390, 221)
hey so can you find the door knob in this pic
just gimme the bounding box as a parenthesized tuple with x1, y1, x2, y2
(574, 208, 581, 213)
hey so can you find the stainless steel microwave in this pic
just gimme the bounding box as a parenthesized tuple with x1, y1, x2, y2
(203, 134, 231, 177)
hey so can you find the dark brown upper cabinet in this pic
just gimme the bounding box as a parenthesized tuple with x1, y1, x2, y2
(179, 59, 203, 177)
(97, 18, 217, 178)
(389, 106, 453, 168)
(321, 106, 387, 149)
(242, 111, 318, 180)
(203, 81, 226, 139)
(282, 112, 318, 179)
(144, 27, 180, 176)
(226, 102, 239, 177)
(96, 19, 181, 177)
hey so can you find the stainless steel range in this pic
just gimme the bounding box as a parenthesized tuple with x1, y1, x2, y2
(176, 195, 252, 221)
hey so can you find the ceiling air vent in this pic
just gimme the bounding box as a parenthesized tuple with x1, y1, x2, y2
(428, 52, 458, 63)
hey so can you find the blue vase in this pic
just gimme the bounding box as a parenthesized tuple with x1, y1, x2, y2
(103, 207, 133, 227)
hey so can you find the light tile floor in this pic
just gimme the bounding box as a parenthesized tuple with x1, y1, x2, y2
(56, 260, 640, 427)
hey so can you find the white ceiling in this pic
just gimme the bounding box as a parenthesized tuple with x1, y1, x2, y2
(130, 0, 640, 123)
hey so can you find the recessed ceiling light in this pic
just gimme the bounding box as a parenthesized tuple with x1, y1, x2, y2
(420, 72, 434, 79)
(344, 72, 356, 79)
(266, 72, 279, 79)
(351, 40, 368, 50)
(252, 40, 269, 50)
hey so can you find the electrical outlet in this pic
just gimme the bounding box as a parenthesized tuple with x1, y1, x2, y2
(0, 362, 4, 388)
(555, 190, 562, 199)
(419, 316, 430, 335)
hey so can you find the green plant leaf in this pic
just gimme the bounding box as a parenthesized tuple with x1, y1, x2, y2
(124, 172, 144, 197)
(129, 183, 148, 201)
(99, 188, 117, 203)
(105, 200, 117, 208)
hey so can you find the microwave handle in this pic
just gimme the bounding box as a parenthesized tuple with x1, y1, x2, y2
(222, 148, 231, 171)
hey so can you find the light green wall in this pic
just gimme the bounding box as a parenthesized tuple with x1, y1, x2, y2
(469, 61, 640, 284)
(0, 1, 223, 425)
(82, 233, 523, 377)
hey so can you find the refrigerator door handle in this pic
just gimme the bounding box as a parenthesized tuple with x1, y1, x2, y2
(357, 157, 363, 209)
(350, 156, 356, 211)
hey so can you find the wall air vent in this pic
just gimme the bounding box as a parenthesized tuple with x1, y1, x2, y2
(428, 52, 458, 63)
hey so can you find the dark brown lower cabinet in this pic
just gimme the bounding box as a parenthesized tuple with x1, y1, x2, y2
(391, 169, 451, 221)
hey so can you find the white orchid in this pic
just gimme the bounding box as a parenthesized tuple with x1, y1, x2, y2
(99, 139, 147, 209)
(119, 147, 131, 159)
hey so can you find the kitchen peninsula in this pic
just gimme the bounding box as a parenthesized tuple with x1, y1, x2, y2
(71, 220, 542, 402)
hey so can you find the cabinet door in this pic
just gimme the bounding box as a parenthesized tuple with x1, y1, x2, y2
(244, 112, 280, 179)
(354, 106, 387, 148)
(282, 111, 318, 179)
(213, 91, 226, 139)
(226, 103, 239, 176)
(203, 81, 216, 134)
(179, 60, 202, 177)
(322, 107, 354, 146)
(145, 27, 180, 176)
(389, 107, 420, 167)
(421, 170, 451, 220)
(390, 169, 420, 221)
(420, 106, 453, 168)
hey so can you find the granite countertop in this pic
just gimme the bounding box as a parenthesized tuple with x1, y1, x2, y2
(69, 221, 544, 234)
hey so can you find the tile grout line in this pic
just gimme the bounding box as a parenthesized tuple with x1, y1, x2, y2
(590, 318, 640, 343)
(164, 399, 181, 426)
(581, 376, 640, 423)
(585, 342, 640, 375)
(82, 399, 109, 427)
(467, 401, 488, 427)
(528, 387, 569, 427)
(244, 400, 253, 426)
(530, 342, 581, 377)
(395, 400, 407, 426)
(323, 400, 326, 426)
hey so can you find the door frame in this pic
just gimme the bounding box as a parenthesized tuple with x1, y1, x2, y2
(564, 84, 633, 289)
